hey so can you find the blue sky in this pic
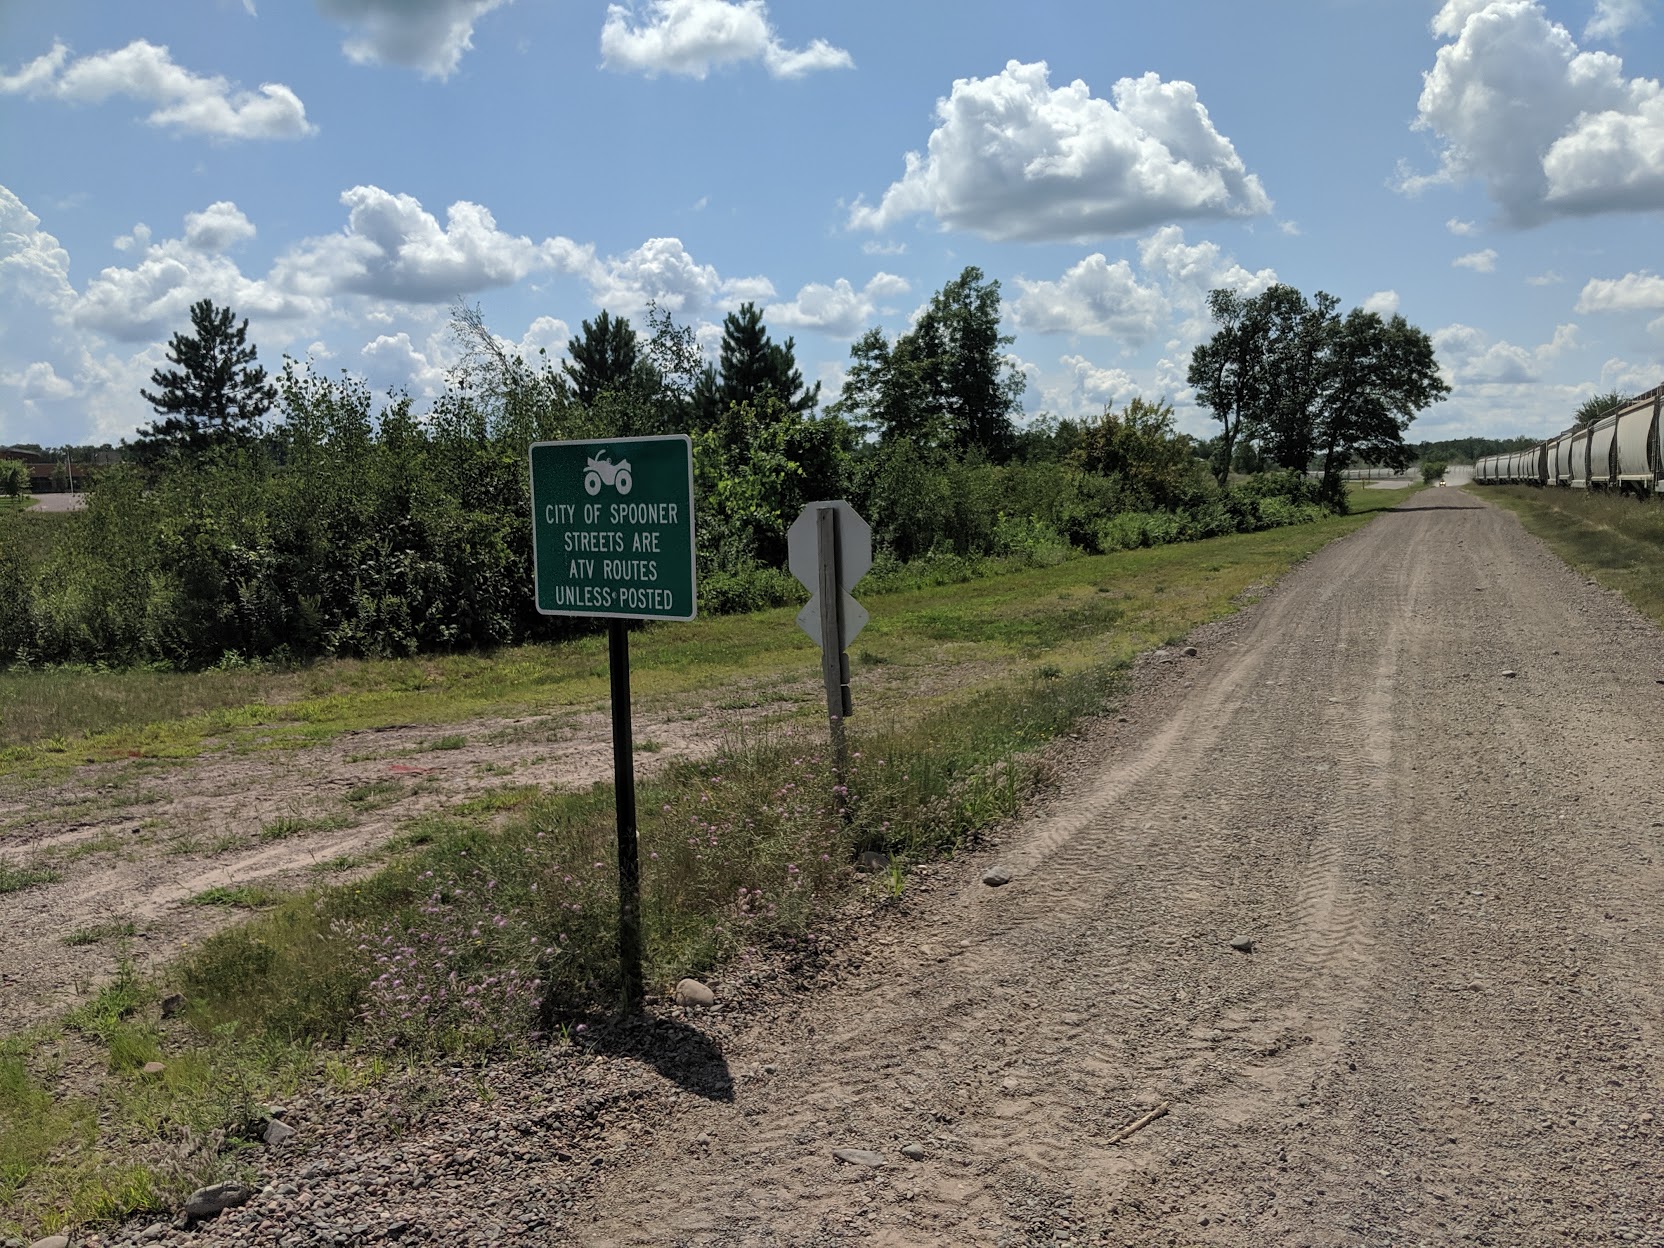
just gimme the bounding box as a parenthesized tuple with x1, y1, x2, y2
(3, 0, 1662, 449)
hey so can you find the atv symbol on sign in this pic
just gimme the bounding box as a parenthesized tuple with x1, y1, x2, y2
(583, 451, 633, 497)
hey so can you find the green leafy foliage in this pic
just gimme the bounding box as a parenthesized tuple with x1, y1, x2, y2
(831, 265, 1025, 460)
(0, 284, 1354, 672)
(0, 459, 29, 505)
(1188, 284, 1450, 497)
(1573, 390, 1629, 427)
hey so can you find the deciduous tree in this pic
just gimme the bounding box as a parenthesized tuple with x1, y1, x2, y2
(1574, 391, 1628, 427)
(831, 266, 1025, 461)
(0, 458, 29, 506)
(1189, 285, 1448, 494)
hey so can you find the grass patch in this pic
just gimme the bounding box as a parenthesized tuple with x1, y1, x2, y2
(0, 666, 279, 754)
(258, 814, 351, 842)
(63, 920, 137, 947)
(0, 861, 61, 893)
(186, 885, 283, 909)
(343, 780, 404, 809)
(1476, 485, 1664, 626)
(0, 490, 1404, 780)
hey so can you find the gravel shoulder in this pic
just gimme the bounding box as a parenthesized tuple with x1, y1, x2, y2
(66, 488, 1664, 1246)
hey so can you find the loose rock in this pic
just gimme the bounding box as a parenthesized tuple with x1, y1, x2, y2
(856, 850, 890, 873)
(1501, 669, 1517, 678)
(182, 1181, 256, 1219)
(900, 1143, 927, 1160)
(141, 1061, 166, 1076)
(29, 1236, 69, 1248)
(675, 978, 716, 1007)
(159, 991, 186, 1018)
(832, 1147, 886, 1167)
(982, 867, 1012, 887)
(1182, 646, 1198, 657)
(1228, 936, 1255, 954)
(264, 1117, 297, 1146)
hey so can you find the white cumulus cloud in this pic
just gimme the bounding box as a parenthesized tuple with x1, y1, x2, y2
(6, 361, 77, 401)
(1453, 248, 1498, 272)
(1586, 0, 1650, 41)
(848, 60, 1270, 243)
(316, 0, 509, 78)
(183, 202, 257, 253)
(0, 186, 76, 317)
(0, 39, 314, 140)
(361, 331, 450, 395)
(1433, 321, 1578, 384)
(1576, 270, 1664, 311)
(1362, 290, 1401, 316)
(1045, 353, 1141, 417)
(1013, 254, 1169, 343)
(586, 236, 721, 315)
(765, 273, 911, 338)
(75, 209, 315, 341)
(1403, 0, 1664, 222)
(600, 0, 852, 79)
(273, 186, 593, 304)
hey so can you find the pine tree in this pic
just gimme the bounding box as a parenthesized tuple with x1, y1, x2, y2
(696, 303, 819, 430)
(564, 310, 643, 406)
(135, 299, 275, 460)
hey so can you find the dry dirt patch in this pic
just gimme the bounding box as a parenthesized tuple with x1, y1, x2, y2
(0, 697, 781, 1020)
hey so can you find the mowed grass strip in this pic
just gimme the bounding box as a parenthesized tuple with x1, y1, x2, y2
(1475, 484, 1664, 625)
(0, 485, 1410, 778)
(0, 490, 1414, 1240)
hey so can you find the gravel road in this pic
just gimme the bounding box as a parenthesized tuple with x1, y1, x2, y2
(573, 487, 1664, 1246)
(93, 488, 1663, 1247)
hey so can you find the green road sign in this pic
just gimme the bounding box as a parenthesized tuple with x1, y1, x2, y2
(530, 434, 697, 621)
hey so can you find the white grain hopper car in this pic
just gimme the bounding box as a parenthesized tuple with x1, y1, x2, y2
(1473, 386, 1664, 493)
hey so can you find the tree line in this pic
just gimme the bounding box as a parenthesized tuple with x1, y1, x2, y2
(0, 272, 1449, 670)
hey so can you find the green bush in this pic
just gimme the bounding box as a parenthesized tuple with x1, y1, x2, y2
(991, 513, 1070, 566)
(698, 565, 801, 615)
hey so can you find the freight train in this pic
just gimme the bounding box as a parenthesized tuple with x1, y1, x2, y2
(1473, 384, 1664, 490)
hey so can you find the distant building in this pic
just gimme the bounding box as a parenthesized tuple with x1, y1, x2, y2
(0, 448, 92, 492)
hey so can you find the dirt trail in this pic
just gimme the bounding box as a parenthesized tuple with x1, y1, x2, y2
(569, 488, 1664, 1246)
(0, 698, 771, 1020)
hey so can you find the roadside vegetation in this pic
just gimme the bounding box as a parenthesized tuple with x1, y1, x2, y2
(1475, 485, 1664, 625)
(0, 484, 1415, 1238)
(0, 268, 1451, 675)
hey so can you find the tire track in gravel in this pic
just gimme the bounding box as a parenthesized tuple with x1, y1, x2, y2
(573, 489, 1664, 1248)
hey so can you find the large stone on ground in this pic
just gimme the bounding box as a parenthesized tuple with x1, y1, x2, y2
(832, 1147, 886, 1167)
(674, 978, 715, 1006)
(264, 1118, 297, 1146)
(183, 1181, 255, 1218)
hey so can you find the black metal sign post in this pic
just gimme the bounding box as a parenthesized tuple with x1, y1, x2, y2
(531, 436, 697, 1015)
(608, 620, 644, 1009)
